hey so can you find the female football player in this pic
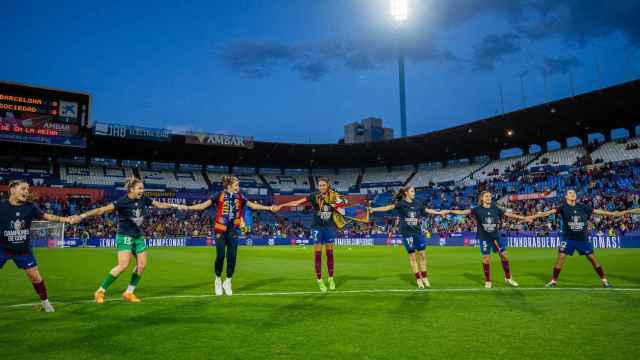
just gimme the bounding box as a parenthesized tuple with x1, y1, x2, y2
(1, 180, 74, 312)
(185, 176, 282, 296)
(441, 191, 530, 288)
(528, 189, 630, 288)
(369, 185, 446, 288)
(280, 177, 346, 293)
(73, 177, 189, 304)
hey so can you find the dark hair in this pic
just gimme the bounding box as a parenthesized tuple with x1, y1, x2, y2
(124, 177, 143, 192)
(317, 177, 331, 187)
(478, 191, 492, 206)
(222, 175, 239, 189)
(393, 185, 413, 203)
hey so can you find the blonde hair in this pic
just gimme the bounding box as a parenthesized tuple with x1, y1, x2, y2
(124, 177, 143, 192)
(222, 175, 239, 189)
(7, 179, 37, 202)
(8, 179, 28, 189)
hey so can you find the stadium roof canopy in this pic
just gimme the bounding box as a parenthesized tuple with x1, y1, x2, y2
(7, 79, 640, 169)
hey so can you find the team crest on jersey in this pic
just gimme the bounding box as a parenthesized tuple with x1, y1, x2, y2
(482, 216, 497, 232)
(568, 215, 584, 231)
(16, 212, 21, 217)
(319, 205, 332, 220)
(132, 209, 144, 226)
(406, 211, 419, 226)
(10, 219, 26, 231)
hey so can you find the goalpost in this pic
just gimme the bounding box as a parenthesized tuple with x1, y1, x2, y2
(31, 221, 67, 248)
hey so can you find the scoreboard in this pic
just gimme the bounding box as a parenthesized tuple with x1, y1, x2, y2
(0, 82, 89, 148)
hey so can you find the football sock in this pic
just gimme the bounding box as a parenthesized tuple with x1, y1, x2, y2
(482, 263, 491, 282)
(501, 260, 511, 279)
(314, 250, 322, 280)
(99, 273, 118, 291)
(551, 267, 562, 282)
(32, 280, 48, 300)
(326, 248, 334, 277)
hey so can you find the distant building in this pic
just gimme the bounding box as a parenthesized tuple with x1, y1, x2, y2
(343, 117, 394, 144)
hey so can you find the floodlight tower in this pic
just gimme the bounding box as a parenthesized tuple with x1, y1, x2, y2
(391, 0, 408, 138)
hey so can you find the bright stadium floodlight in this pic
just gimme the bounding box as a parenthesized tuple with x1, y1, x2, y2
(390, 0, 409, 137)
(390, 0, 408, 23)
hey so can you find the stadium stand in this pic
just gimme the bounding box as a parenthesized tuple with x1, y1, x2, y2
(410, 162, 486, 187)
(591, 137, 640, 164)
(139, 169, 207, 190)
(18, 158, 636, 240)
(473, 154, 537, 180)
(361, 166, 413, 185)
(0, 160, 54, 186)
(207, 171, 269, 196)
(263, 174, 310, 193)
(60, 165, 135, 187)
(312, 169, 360, 193)
(527, 147, 586, 168)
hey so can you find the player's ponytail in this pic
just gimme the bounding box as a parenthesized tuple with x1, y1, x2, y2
(393, 187, 406, 204)
(393, 185, 412, 204)
(124, 177, 143, 192)
(222, 175, 239, 189)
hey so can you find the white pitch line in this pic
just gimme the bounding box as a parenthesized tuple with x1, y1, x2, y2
(4, 287, 640, 309)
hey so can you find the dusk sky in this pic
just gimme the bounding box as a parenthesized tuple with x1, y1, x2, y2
(2, 0, 639, 144)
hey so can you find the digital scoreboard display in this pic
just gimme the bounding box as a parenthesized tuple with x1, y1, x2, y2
(0, 82, 89, 148)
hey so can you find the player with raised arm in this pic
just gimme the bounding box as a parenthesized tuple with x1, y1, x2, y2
(369, 185, 445, 288)
(528, 189, 629, 288)
(442, 191, 530, 288)
(185, 175, 281, 296)
(279, 177, 346, 293)
(1, 180, 74, 312)
(72, 177, 188, 304)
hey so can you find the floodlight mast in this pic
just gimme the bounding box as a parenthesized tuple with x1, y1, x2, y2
(391, 0, 408, 137)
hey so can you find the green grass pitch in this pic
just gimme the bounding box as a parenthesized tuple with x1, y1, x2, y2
(1, 246, 639, 360)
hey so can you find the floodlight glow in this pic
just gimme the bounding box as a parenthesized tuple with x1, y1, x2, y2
(390, 0, 408, 22)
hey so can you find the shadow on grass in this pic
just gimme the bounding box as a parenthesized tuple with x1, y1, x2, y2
(3, 303, 243, 358)
(490, 288, 542, 315)
(396, 273, 416, 286)
(462, 272, 484, 285)
(388, 289, 431, 316)
(524, 271, 550, 285)
(253, 294, 333, 332)
(335, 275, 380, 288)
(606, 273, 640, 285)
(236, 277, 287, 291)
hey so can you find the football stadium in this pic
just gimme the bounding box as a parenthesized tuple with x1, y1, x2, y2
(2, 1, 640, 359)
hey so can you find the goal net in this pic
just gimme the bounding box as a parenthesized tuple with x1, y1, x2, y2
(31, 221, 66, 248)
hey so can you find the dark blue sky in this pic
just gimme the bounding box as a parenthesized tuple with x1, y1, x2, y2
(2, 0, 639, 143)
